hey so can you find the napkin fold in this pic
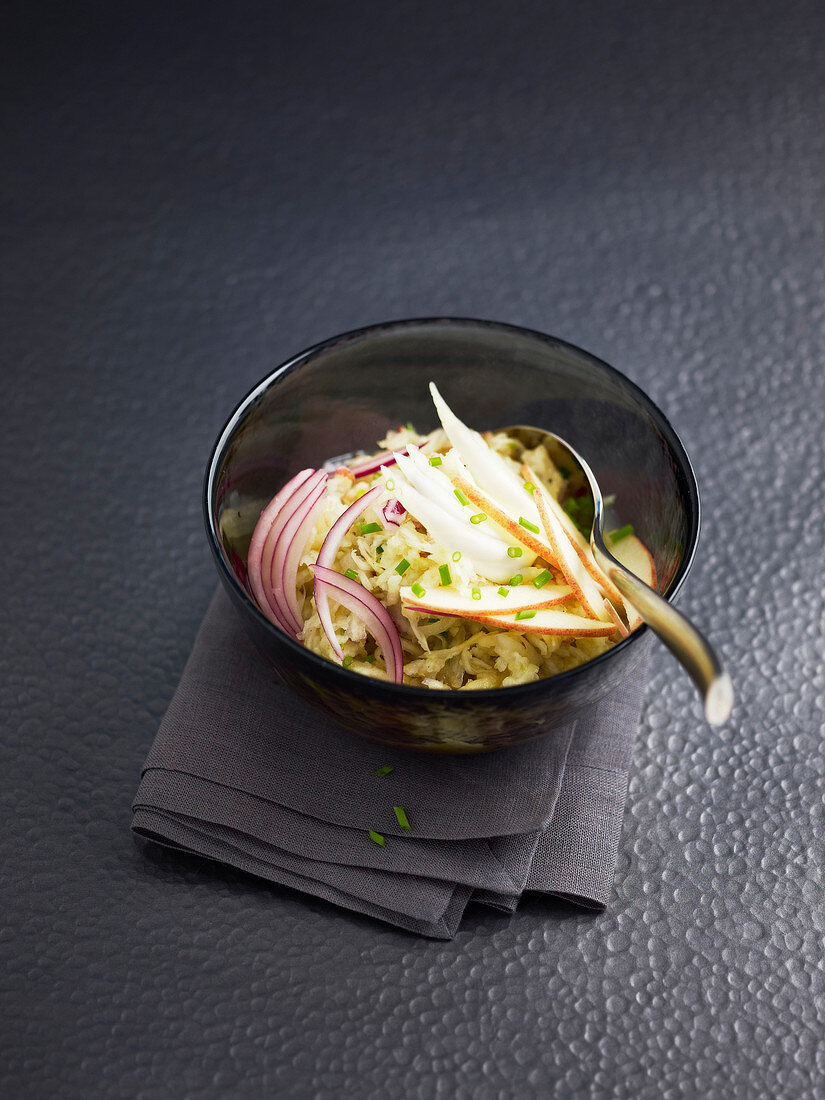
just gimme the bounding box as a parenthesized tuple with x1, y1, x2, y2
(133, 589, 649, 938)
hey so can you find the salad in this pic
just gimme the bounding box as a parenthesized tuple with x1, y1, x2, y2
(246, 384, 656, 689)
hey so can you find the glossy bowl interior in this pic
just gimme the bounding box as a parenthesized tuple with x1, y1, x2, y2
(204, 318, 699, 752)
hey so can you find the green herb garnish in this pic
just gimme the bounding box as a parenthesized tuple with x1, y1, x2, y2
(428, 455, 443, 467)
(395, 558, 411, 575)
(519, 516, 540, 534)
(342, 655, 354, 668)
(509, 573, 523, 587)
(369, 829, 386, 846)
(344, 568, 359, 581)
(523, 482, 535, 495)
(438, 563, 452, 586)
(359, 522, 382, 534)
(411, 582, 426, 598)
(472, 587, 481, 600)
(452, 551, 461, 562)
(375, 765, 393, 777)
(515, 609, 537, 621)
(497, 586, 509, 598)
(507, 547, 523, 558)
(532, 569, 553, 589)
(393, 806, 411, 831)
(470, 512, 487, 524)
(610, 524, 635, 543)
(453, 488, 470, 507)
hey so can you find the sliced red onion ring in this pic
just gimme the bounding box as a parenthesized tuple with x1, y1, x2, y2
(311, 565, 404, 683)
(314, 484, 385, 658)
(269, 476, 328, 634)
(258, 469, 326, 628)
(382, 498, 406, 526)
(247, 468, 315, 629)
(345, 441, 427, 478)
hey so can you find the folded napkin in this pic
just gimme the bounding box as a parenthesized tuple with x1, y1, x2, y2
(132, 589, 650, 938)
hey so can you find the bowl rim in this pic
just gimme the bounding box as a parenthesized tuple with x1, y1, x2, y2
(203, 316, 701, 703)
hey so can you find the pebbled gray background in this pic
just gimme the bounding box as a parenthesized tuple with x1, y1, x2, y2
(3, 1, 825, 1096)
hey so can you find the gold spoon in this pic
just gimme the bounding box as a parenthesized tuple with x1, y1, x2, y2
(506, 426, 733, 725)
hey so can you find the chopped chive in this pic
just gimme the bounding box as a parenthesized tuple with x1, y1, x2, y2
(506, 440, 519, 450)
(337, 628, 347, 636)
(472, 587, 481, 600)
(385, 478, 395, 491)
(364, 655, 375, 664)
(376, 544, 384, 555)
(404, 422, 415, 431)
(610, 524, 635, 543)
(532, 569, 553, 589)
(375, 764, 393, 777)
(395, 558, 411, 575)
(470, 512, 487, 524)
(428, 455, 443, 467)
(438, 563, 452, 586)
(523, 482, 535, 495)
(507, 547, 523, 558)
(344, 568, 359, 581)
(393, 806, 411, 831)
(509, 573, 523, 587)
(342, 655, 354, 668)
(453, 488, 470, 506)
(558, 465, 572, 479)
(515, 609, 537, 621)
(359, 521, 382, 534)
(497, 586, 509, 598)
(411, 582, 426, 598)
(423, 617, 440, 624)
(519, 516, 540, 534)
(369, 829, 386, 846)
(452, 551, 461, 562)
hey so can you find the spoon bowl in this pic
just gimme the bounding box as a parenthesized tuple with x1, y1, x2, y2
(506, 425, 733, 725)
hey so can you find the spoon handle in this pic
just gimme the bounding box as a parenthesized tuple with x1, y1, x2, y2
(592, 542, 733, 725)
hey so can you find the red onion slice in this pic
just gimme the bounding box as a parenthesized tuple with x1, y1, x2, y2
(247, 468, 315, 629)
(270, 476, 328, 634)
(311, 565, 404, 683)
(314, 485, 385, 658)
(345, 449, 397, 478)
(344, 440, 427, 478)
(382, 498, 406, 526)
(259, 469, 326, 627)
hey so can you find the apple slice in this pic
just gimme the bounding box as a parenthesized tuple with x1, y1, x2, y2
(519, 462, 624, 608)
(402, 602, 617, 637)
(447, 469, 560, 568)
(400, 583, 575, 618)
(603, 599, 630, 639)
(607, 533, 657, 631)
(532, 479, 612, 622)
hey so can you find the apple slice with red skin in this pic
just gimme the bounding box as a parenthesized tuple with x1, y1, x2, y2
(402, 602, 616, 637)
(520, 462, 624, 608)
(531, 479, 612, 622)
(607, 533, 657, 631)
(400, 583, 575, 619)
(448, 470, 560, 567)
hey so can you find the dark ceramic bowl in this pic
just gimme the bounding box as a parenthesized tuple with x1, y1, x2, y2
(204, 318, 699, 752)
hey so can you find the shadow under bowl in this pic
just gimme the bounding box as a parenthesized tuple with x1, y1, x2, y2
(204, 318, 699, 752)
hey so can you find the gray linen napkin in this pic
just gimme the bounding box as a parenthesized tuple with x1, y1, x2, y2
(132, 589, 650, 938)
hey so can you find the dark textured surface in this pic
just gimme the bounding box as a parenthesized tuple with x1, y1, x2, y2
(3, 1, 825, 1096)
